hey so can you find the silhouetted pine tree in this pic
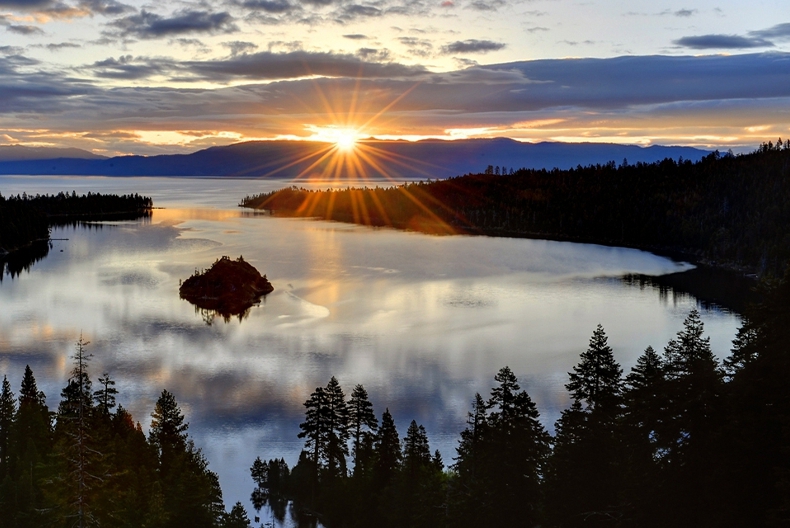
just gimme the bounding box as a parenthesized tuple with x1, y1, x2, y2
(49, 335, 105, 528)
(324, 377, 349, 479)
(452, 367, 549, 528)
(374, 408, 401, 488)
(149, 390, 224, 528)
(620, 346, 666, 527)
(547, 326, 624, 527)
(660, 309, 725, 527)
(222, 501, 250, 528)
(348, 384, 378, 476)
(0, 376, 15, 479)
(93, 372, 118, 417)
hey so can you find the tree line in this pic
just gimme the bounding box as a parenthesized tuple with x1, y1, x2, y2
(251, 271, 790, 528)
(0, 337, 253, 528)
(240, 140, 790, 276)
(0, 191, 153, 255)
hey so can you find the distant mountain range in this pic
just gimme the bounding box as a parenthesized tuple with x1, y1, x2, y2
(0, 139, 710, 179)
(0, 145, 106, 162)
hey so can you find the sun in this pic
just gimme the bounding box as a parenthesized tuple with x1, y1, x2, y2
(307, 125, 362, 152)
(334, 129, 358, 152)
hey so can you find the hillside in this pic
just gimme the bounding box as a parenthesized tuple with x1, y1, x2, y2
(0, 139, 708, 178)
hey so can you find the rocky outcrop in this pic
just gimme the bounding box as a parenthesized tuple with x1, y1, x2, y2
(179, 256, 273, 319)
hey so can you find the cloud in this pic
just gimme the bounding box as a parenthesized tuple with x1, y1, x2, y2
(674, 8, 696, 17)
(183, 50, 428, 81)
(441, 39, 505, 54)
(356, 47, 390, 61)
(78, 0, 132, 15)
(343, 34, 367, 39)
(45, 42, 81, 51)
(84, 49, 429, 82)
(90, 55, 170, 80)
(750, 23, 790, 41)
(222, 40, 259, 56)
(239, 0, 294, 14)
(338, 4, 382, 20)
(467, 0, 506, 11)
(674, 34, 774, 49)
(397, 36, 433, 57)
(0, 0, 130, 18)
(0, 0, 53, 8)
(6, 24, 45, 35)
(109, 9, 238, 39)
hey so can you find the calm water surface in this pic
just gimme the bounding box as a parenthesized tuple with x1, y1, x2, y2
(0, 176, 742, 521)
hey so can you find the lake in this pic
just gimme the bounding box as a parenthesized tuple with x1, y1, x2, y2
(0, 175, 743, 523)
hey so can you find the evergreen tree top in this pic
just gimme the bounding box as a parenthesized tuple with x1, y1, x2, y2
(664, 309, 720, 378)
(566, 324, 623, 410)
(19, 364, 45, 407)
(626, 345, 664, 392)
(149, 389, 189, 450)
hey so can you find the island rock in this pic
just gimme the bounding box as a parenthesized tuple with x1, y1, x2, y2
(179, 256, 273, 319)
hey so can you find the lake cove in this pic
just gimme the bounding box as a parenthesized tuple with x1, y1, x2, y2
(0, 175, 742, 513)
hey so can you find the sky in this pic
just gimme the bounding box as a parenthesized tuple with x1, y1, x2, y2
(0, 0, 789, 156)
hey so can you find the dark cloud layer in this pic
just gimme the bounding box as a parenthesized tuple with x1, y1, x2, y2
(88, 49, 427, 82)
(184, 50, 428, 80)
(240, 0, 294, 14)
(675, 34, 773, 49)
(0, 0, 53, 7)
(0, 52, 789, 153)
(442, 39, 505, 54)
(110, 9, 238, 39)
(751, 23, 790, 40)
(7, 25, 45, 35)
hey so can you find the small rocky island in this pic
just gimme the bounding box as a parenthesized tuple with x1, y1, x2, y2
(179, 256, 273, 321)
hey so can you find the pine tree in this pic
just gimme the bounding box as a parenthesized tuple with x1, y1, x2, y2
(222, 501, 250, 528)
(724, 323, 759, 378)
(0, 376, 15, 479)
(298, 385, 328, 476)
(660, 309, 725, 527)
(57, 334, 100, 528)
(452, 368, 549, 528)
(374, 408, 401, 487)
(93, 373, 118, 416)
(485, 367, 549, 526)
(621, 346, 667, 527)
(402, 420, 431, 480)
(150, 390, 223, 528)
(149, 389, 189, 474)
(348, 384, 378, 475)
(567, 324, 623, 412)
(547, 326, 625, 527)
(324, 377, 349, 479)
(11, 366, 50, 528)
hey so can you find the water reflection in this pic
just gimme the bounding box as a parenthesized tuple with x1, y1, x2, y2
(0, 176, 743, 518)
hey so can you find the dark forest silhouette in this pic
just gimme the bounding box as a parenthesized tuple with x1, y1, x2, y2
(248, 269, 790, 528)
(0, 337, 252, 528)
(241, 140, 790, 277)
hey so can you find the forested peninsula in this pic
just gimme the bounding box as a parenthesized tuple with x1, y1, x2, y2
(250, 272, 790, 528)
(0, 191, 153, 255)
(241, 140, 790, 276)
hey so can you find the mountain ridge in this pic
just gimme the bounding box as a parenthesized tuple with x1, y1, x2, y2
(0, 138, 710, 178)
